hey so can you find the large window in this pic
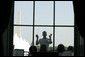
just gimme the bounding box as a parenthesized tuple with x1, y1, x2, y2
(13, 1, 74, 56)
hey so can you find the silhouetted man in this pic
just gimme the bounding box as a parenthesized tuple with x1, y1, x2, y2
(28, 46, 37, 56)
(36, 31, 52, 50)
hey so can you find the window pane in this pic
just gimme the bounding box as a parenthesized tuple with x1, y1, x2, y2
(35, 1, 53, 25)
(55, 27, 74, 48)
(14, 1, 33, 25)
(13, 26, 32, 51)
(55, 1, 74, 25)
(34, 27, 53, 52)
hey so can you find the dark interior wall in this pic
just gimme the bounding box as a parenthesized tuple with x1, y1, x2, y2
(80, 36, 84, 46)
(2, 27, 9, 56)
(2, 20, 14, 56)
(73, 1, 84, 56)
(1, 0, 14, 56)
(73, 1, 84, 38)
(80, 36, 84, 56)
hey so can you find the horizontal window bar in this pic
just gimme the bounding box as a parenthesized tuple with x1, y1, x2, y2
(14, 24, 74, 27)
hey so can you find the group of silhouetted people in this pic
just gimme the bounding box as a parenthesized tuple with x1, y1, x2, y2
(56, 44, 74, 56)
(28, 44, 74, 56)
(28, 31, 74, 56)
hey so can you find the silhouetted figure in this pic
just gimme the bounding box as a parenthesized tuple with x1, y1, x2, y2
(67, 46, 74, 52)
(38, 44, 58, 56)
(40, 45, 47, 52)
(56, 44, 65, 56)
(28, 46, 37, 56)
(36, 31, 52, 51)
(61, 46, 74, 56)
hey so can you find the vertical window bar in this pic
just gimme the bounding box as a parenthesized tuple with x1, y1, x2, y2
(32, 1, 35, 46)
(53, 1, 55, 51)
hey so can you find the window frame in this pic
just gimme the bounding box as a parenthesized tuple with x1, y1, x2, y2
(13, 1, 74, 52)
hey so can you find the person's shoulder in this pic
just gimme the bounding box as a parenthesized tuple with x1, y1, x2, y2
(39, 38, 43, 40)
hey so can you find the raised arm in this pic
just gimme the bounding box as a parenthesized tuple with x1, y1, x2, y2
(36, 34, 39, 45)
(49, 34, 52, 44)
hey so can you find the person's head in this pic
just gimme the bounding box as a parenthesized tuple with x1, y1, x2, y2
(40, 45, 47, 52)
(42, 31, 47, 38)
(67, 46, 74, 52)
(29, 45, 37, 54)
(56, 44, 65, 53)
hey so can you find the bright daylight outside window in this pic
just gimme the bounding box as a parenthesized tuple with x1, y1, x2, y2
(13, 1, 74, 56)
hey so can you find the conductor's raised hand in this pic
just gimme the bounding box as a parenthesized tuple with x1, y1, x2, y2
(36, 34, 39, 38)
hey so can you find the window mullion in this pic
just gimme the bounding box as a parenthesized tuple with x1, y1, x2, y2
(32, 1, 35, 46)
(53, 1, 55, 51)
